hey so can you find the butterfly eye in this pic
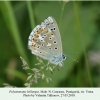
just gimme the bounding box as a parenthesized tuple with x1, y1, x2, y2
(62, 54, 66, 60)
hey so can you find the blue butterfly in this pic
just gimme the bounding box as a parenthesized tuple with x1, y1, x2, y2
(28, 17, 66, 67)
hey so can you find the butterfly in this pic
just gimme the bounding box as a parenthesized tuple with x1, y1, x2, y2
(28, 16, 66, 67)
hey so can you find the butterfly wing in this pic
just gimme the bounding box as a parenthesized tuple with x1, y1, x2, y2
(28, 26, 52, 60)
(44, 17, 63, 57)
(28, 16, 63, 62)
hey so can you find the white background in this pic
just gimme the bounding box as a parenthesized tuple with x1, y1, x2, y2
(0, 88, 99, 100)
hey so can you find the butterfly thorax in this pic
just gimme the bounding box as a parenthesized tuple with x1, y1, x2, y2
(49, 54, 66, 67)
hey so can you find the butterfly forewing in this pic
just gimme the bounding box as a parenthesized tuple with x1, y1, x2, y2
(45, 17, 63, 56)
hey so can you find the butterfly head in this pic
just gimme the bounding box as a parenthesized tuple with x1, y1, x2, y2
(62, 54, 67, 60)
(59, 54, 67, 67)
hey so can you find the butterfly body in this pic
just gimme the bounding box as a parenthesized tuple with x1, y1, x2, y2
(28, 16, 66, 67)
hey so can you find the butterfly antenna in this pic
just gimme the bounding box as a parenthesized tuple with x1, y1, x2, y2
(67, 55, 78, 62)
